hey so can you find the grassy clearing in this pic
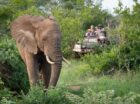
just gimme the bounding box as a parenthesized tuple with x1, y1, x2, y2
(58, 60, 91, 86)
(58, 60, 140, 97)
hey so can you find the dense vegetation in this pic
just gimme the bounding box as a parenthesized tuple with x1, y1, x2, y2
(0, 61, 140, 104)
(0, 0, 140, 104)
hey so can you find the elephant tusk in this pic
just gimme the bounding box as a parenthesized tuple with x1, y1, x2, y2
(62, 56, 71, 65)
(46, 55, 55, 64)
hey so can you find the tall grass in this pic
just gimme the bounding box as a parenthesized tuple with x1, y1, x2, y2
(58, 60, 91, 86)
(59, 60, 140, 97)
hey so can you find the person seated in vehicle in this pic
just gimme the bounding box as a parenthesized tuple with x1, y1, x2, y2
(90, 25, 94, 32)
(89, 25, 96, 37)
(85, 25, 97, 38)
(85, 29, 91, 38)
(95, 26, 101, 36)
(96, 25, 107, 43)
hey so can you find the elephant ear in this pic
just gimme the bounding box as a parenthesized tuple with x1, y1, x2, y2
(15, 29, 38, 54)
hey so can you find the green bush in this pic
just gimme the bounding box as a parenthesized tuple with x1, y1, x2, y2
(0, 84, 17, 104)
(7, 85, 140, 104)
(82, 88, 140, 104)
(20, 85, 47, 104)
(0, 36, 29, 92)
(83, 47, 119, 74)
(20, 85, 81, 104)
(115, 1, 140, 71)
(46, 87, 74, 104)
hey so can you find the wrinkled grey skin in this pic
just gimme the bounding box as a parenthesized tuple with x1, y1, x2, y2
(10, 15, 62, 88)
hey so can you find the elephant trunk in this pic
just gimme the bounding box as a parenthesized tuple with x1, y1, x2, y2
(44, 36, 62, 87)
(49, 52, 62, 87)
(44, 46, 62, 87)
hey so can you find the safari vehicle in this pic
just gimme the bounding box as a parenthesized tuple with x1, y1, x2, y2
(73, 32, 109, 58)
(73, 37, 98, 57)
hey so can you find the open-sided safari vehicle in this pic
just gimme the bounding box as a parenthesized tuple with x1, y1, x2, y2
(73, 31, 109, 58)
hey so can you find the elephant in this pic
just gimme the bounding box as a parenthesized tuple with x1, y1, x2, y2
(10, 15, 63, 89)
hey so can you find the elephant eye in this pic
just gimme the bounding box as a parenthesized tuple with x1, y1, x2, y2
(42, 37, 48, 41)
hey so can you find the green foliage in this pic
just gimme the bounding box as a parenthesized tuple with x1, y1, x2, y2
(52, 8, 84, 56)
(0, 78, 4, 89)
(2, 85, 140, 104)
(52, 5, 110, 56)
(0, 64, 17, 104)
(0, 0, 43, 34)
(82, 5, 109, 29)
(14, 6, 44, 18)
(60, 60, 140, 96)
(83, 47, 119, 74)
(114, 1, 140, 71)
(20, 85, 80, 104)
(20, 85, 47, 104)
(0, 1, 140, 103)
(88, 72, 140, 96)
(9, 0, 44, 19)
(1, 61, 140, 104)
(82, 88, 140, 104)
(82, 89, 114, 104)
(82, 1, 140, 74)
(0, 87, 17, 104)
(0, 3, 13, 34)
(46, 87, 72, 104)
(0, 36, 29, 92)
(0, 36, 22, 68)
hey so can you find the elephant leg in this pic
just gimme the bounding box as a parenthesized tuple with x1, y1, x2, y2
(17, 44, 26, 63)
(49, 64, 61, 87)
(25, 52, 39, 87)
(41, 61, 51, 89)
